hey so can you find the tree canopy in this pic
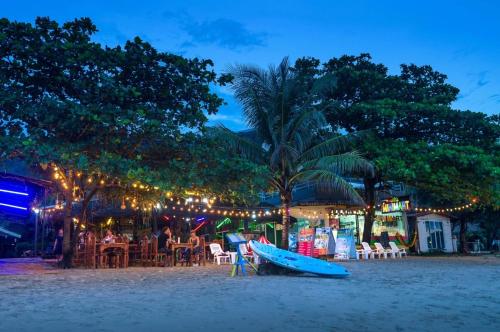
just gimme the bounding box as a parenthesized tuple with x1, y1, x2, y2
(0, 17, 232, 265)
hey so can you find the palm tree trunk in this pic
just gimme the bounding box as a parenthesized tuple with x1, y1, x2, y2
(280, 192, 292, 249)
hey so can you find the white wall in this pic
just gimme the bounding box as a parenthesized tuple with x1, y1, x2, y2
(417, 214, 454, 253)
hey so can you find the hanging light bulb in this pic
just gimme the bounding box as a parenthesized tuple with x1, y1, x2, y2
(121, 197, 126, 210)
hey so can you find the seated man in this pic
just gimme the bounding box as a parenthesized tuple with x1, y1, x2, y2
(158, 227, 173, 258)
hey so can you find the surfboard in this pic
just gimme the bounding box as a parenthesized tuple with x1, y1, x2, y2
(249, 240, 350, 278)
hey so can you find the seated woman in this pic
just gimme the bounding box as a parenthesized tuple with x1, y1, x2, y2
(102, 229, 116, 244)
(183, 231, 201, 265)
(101, 229, 120, 267)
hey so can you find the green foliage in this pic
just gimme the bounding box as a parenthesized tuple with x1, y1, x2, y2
(373, 140, 499, 206)
(293, 53, 499, 206)
(0, 16, 230, 186)
(132, 132, 270, 204)
(215, 57, 373, 248)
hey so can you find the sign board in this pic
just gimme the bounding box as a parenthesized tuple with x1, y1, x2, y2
(335, 228, 357, 259)
(288, 232, 298, 252)
(314, 227, 336, 256)
(297, 228, 315, 256)
(381, 197, 411, 214)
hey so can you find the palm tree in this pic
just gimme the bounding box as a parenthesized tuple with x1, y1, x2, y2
(216, 57, 373, 249)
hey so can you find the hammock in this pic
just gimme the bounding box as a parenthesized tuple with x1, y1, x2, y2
(395, 231, 418, 248)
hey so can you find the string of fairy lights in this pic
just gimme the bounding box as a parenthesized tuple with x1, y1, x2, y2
(42, 163, 479, 219)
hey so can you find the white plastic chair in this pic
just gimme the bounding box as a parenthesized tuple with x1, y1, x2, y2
(209, 243, 231, 265)
(389, 242, 407, 258)
(374, 242, 395, 259)
(357, 242, 376, 259)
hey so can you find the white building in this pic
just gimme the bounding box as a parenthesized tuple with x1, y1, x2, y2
(416, 214, 455, 253)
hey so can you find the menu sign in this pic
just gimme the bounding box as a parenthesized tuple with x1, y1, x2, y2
(298, 228, 315, 257)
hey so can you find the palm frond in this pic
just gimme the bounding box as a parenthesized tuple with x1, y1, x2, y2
(290, 169, 365, 204)
(299, 131, 368, 162)
(228, 64, 277, 145)
(210, 125, 265, 164)
(300, 151, 374, 177)
(285, 109, 326, 153)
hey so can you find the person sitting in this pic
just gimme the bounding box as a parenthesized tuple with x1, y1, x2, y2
(183, 231, 201, 265)
(102, 229, 115, 244)
(158, 227, 173, 263)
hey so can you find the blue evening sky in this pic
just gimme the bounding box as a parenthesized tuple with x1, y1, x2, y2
(2, 0, 499, 130)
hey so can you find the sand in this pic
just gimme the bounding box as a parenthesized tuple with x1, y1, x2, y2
(0, 256, 499, 332)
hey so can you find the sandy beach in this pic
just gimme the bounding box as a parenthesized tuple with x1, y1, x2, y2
(0, 256, 499, 332)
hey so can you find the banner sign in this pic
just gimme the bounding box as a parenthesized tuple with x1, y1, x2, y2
(335, 228, 357, 259)
(381, 197, 411, 213)
(313, 227, 336, 256)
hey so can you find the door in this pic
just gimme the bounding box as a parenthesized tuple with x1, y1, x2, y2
(425, 221, 445, 251)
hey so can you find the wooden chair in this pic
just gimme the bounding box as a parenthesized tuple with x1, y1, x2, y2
(85, 232, 97, 268)
(140, 235, 150, 267)
(114, 236, 129, 268)
(151, 236, 167, 267)
(73, 243, 84, 267)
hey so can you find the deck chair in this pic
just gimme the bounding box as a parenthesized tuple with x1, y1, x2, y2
(209, 243, 231, 265)
(357, 242, 376, 259)
(389, 242, 407, 258)
(374, 242, 394, 259)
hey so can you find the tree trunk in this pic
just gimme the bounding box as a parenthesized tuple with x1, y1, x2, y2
(62, 170, 74, 268)
(280, 192, 291, 249)
(362, 177, 376, 243)
(459, 217, 468, 254)
(70, 188, 98, 262)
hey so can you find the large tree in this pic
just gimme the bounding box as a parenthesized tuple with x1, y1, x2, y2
(294, 54, 499, 243)
(216, 57, 373, 249)
(0, 17, 231, 266)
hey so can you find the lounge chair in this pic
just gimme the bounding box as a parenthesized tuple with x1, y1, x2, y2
(356, 242, 375, 259)
(374, 242, 395, 259)
(209, 243, 231, 265)
(389, 242, 407, 258)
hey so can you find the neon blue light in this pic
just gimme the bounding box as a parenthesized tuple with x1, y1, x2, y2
(0, 188, 29, 196)
(0, 203, 28, 210)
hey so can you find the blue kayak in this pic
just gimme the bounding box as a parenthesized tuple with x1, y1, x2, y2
(249, 240, 350, 278)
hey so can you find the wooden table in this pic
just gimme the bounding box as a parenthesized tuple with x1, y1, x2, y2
(97, 243, 129, 268)
(170, 243, 193, 266)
